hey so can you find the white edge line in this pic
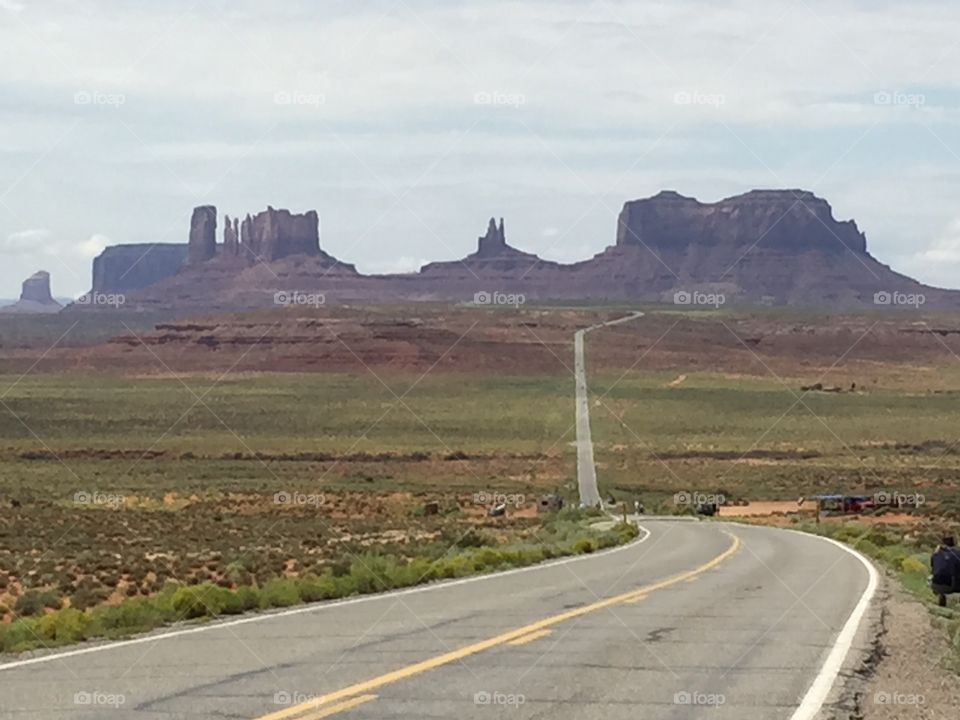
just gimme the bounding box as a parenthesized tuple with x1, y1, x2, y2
(0, 523, 652, 671)
(781, 527, 880, 720)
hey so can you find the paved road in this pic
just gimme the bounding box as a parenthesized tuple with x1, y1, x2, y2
(574, 312, 644, 507)
(0, 520, 874, 719)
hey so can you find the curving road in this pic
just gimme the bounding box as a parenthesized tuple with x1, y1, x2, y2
(0, 520, 874, 720)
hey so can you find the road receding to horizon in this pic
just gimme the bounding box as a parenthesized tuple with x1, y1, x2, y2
(574, 311, 644, 508)
(0, 520, 874, 719)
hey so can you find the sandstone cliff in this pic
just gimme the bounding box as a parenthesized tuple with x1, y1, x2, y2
(188, 206, 217, 264)
(82, 190, 960, 309)
(92, 244, 188, 294)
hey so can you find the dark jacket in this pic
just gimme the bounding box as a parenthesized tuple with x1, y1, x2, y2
(931, 546, 960, 588)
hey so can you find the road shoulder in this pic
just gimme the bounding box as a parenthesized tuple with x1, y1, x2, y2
(823, 574, 958, 719)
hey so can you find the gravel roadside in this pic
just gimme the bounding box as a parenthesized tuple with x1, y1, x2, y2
(859, 580, 959, 719)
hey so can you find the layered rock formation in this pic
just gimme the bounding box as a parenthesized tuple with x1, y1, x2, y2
(79, 190, 960, 309)
(571, 189, 929, 305)
(223, 215, 240, 256)
(189, 206, 330, 264)
(615, 190, 866, 255)
(122, 205, 357, 308)
(239, 207, 320, 261)
(92, 244, 188, 294)
(477, 218, 507, 257)
(188, 206, 217, 264)
(420, 216, 559, 276)
(0, 271, 62, 314)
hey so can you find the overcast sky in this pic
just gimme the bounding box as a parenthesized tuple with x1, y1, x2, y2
(3, 0, 960, 297)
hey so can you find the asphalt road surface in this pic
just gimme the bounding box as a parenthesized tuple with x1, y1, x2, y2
(0, 520, 874, 720)
(574, 311, 644, 507)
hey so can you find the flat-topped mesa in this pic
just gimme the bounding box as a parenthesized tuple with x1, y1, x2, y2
(188, 206, 217, 264)
(0, 270, 62, 314)
(616, 189, 867, 255)
(21, 270, 55, 304)
(93, 244, 188, 293)
(240, 206, 320, 262)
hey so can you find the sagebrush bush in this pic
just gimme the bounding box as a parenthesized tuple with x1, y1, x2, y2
(258, 579, 300, 609)
(0, 513, 639, 655)
(172, 583, 233, 619)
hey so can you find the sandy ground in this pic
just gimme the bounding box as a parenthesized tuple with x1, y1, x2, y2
(862, 582, 960, 719)
(719, 501, 809, 516)
(719, 502, 920, 525)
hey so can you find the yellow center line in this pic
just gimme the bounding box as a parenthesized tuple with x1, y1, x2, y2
(507, 628, 553, 646)
(255, 532, 742, 720)
(282, 694, 378, 720)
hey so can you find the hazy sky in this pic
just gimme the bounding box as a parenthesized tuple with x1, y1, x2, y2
(3, 0, 960, 297)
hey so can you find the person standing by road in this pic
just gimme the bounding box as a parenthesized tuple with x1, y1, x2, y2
(931, 535, 960, 606)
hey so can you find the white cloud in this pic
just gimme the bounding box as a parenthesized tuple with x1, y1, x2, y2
(895, 219, 960, 289)
(363, 256, 431, 275)
(4, 228, 52, 253)
(77, 234, 111, 259)
(4, 0, 960, 296)
(921, 220, 960, 263)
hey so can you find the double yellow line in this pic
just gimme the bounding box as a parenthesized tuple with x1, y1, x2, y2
(258, 532, 742, 720)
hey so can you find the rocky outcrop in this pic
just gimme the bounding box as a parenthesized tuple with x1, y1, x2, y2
(616, 189, 867, 255)
(82, 190, 960, 309)
(0, 271, 62, 314)
(21, 271, 55, 304)
(188, 206, 217, 264)
(420, 216, 560, 276)
(223, 215, 240, 257)
(477, 218, 507, 257)
(92, 244, 188, 293)
(239, 206, 320, 262)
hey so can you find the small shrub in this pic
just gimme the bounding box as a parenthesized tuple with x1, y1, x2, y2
(258, 579, 301, 609)
(89, 598, 170, 637)
(14, 590, 60, 617)
(298, 574, 339, 603)
(573, 538, 596, 554)
(900, 556, 928, 575)
(172, 583, 233, 619)
(36, 608, 90, 643)
(0, 619, 41, 652)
